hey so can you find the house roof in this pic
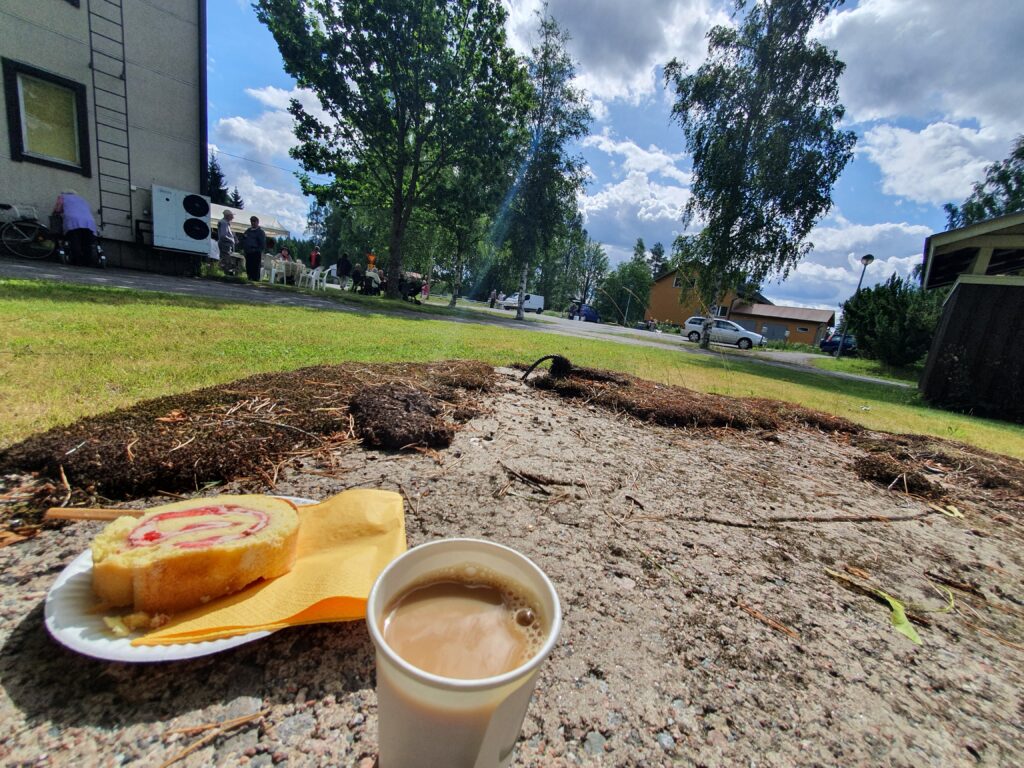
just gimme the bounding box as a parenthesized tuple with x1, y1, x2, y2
(730, 302, 835, 325)
(921, 209, 1024, 290)
(211, 204, 290, 239)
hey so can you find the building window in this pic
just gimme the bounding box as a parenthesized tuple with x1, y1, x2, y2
(672, 276, 681, 287)
(797, 326, 809, 333)
(3, 58, 91, 176)
(716, 306, 729, 317)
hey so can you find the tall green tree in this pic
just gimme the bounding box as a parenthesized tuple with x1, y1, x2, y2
(632, 237, 646, 262)
(664, 0, 855, 346)
(507, 11, 592, 320)
(944, 135, 1024, 229)
(256, 0, 522, 298)
(843, 274, 944, 367)
(579, 237, 609, 304)
(421, 37, 530, 307)
(206, 153, 229, 205)
(595, 258, 652, 327)
(648, 241, 667, 276)
(227, 187, 244, 209)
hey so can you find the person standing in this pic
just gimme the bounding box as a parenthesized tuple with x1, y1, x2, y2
(337, 251, 352, 289)
(310, 245, 321, 269)
(53, 190, 98, 266)
(240, 216, 266, 281)
(217, 209, 236, 273)
(488, 288, 497, 308)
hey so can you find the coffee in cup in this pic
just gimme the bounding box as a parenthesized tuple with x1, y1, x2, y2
(381, 564, 545, 680)
(367, 539, 562, 768)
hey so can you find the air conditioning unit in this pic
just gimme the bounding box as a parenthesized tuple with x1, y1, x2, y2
(151, 185, 211, 254)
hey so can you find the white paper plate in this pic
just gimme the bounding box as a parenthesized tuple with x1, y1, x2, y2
(44, 496, 317, 663)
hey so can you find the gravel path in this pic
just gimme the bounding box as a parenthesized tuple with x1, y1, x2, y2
(1, 369, 1020, 767)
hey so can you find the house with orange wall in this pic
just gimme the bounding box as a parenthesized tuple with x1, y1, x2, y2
(645, 270, 834, 344)
(645, 270, 742, 325)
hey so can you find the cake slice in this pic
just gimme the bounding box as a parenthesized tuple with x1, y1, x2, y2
(91, 495, 300, 614)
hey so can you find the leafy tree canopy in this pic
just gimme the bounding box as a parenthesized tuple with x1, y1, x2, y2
(664, 0, 855, 311)
(842, 274, 944, 367)
(256, 0, 524, 297)
(595, 258, 652, 327)
(944, 135, 1024, 229)
(506, 11, 592, 318)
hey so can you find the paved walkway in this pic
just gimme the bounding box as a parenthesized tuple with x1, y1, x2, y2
(0, 257, 910, 388)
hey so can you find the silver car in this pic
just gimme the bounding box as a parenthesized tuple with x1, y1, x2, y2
(684, 317, 765, 349)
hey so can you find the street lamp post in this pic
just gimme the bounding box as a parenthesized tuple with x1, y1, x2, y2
(835, 253, 874, 360)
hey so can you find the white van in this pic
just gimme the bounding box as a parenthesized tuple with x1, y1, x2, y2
(501, 292, 545, 314)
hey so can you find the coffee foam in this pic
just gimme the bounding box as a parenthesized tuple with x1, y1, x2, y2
(387, 563, 547, 663)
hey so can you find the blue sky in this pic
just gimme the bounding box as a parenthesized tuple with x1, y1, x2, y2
(207, 0, 1023, 311)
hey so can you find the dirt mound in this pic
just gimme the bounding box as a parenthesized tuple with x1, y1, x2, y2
(0, 360, 494, 503)
(349, 385, 456, 449)
(3, 366, 1023, 766)
(526, 357, 861, 433)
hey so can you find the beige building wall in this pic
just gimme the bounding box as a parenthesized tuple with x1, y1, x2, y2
(730, 313, 828, 346)
(0, 0, 203, 250)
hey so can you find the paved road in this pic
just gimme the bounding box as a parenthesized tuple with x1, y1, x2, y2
(0, 257, 910, 388)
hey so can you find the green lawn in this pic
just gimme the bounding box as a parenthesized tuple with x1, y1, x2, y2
(809, 354, 925, 384)
(2, 278, 1022, 459)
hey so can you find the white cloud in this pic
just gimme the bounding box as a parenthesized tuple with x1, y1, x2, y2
(506, 0, 728, 104)
(580, 129, 692, 232)
(582, 171, 689, 225)
(217, 110, 297, 158)
(818, 0, 1024, 137)
(808, 215, 932, 258)
(762, 215, 931, 308)
(859, 123, 1006, 206)
(244, 86, 329, 120)
(216, 86, 333, 159)
(583, 130, 691, 184)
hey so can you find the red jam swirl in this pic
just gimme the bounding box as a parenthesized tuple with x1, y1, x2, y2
(127, 504, 270, 550)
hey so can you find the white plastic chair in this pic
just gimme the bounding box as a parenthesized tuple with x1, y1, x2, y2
(322, 264, 339, 289)
(297, 265, 319, 290)
(260, 255, 273, 282)
(270, 259, 290, 285)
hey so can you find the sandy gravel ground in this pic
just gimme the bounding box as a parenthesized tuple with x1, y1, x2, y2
(1, 368, 1021, 767)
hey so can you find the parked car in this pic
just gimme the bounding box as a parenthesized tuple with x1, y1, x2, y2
(567, 301, 600, 322)
(502, 292, 545, 313)
(820, 332, 857, 355)
(683, 316, 765, 349)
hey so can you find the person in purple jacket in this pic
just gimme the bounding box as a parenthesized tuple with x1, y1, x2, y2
(53, 190, 99, 266)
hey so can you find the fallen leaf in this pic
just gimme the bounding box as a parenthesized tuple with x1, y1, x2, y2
(156, 409, 187, 423)
(0, 530, 29, 547)
(929, 503, 964, 519)
(826, 568, 922, 645)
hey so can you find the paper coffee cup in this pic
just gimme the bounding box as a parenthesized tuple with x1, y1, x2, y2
(366, 538, 562, 768)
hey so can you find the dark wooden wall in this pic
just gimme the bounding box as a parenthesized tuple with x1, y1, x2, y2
(920, 282, 1024, 422)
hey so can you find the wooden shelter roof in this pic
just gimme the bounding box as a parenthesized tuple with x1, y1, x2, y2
(921, 210, 1024, 290)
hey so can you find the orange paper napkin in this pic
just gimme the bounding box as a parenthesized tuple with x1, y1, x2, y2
(132, 489, 406, 646)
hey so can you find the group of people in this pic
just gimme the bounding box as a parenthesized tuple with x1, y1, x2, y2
(214, 212, 300, 281)
(212, 210, 428, 300)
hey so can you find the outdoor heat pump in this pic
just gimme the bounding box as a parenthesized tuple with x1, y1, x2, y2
(151, 185, 211, 254)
